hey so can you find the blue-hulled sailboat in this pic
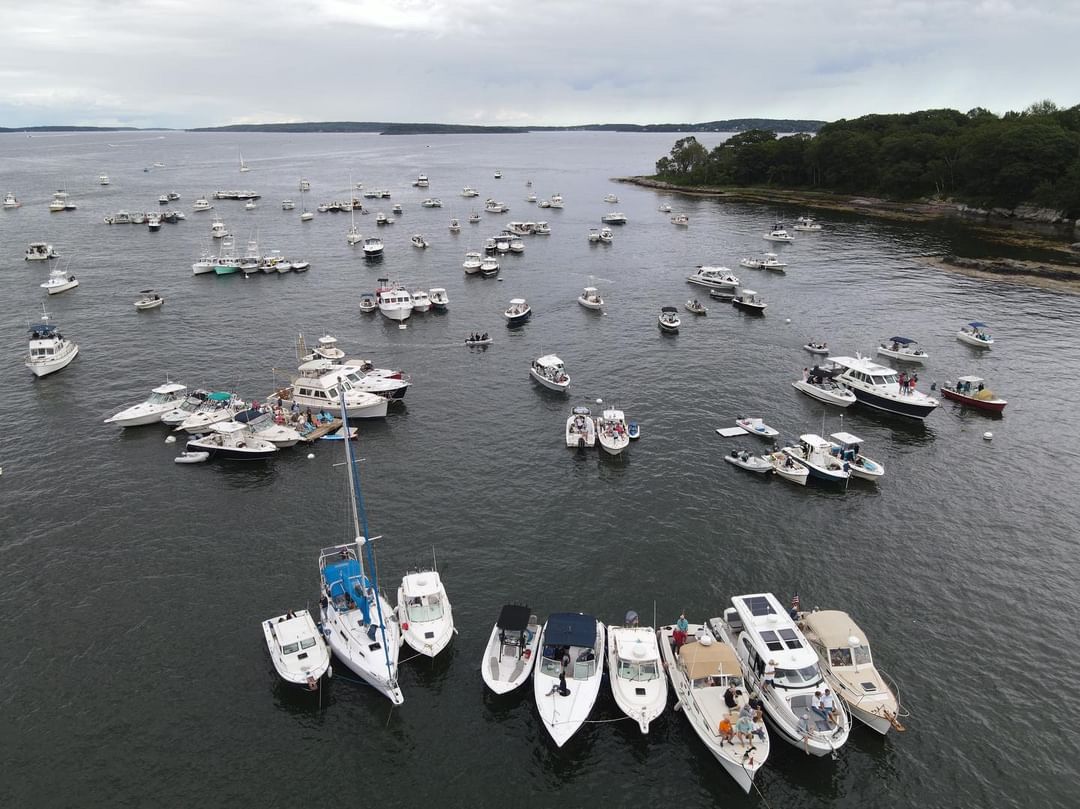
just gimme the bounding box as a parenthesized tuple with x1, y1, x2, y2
(317, 396, 403, 704)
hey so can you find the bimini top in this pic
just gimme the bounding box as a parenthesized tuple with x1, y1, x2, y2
(29, 323, 59, 337)
(730, 592, 818, 669)
(798, 433, 832, 450)
(888, 336, 916, 344)
(545, 612, 597, 647)
(497, 604, 531, 631)
(152, 382, 187, 396)
(830, 431, 863, 446)
(801, 609, 868, 650)
(207, 391, 233, 402)
(509, 298, 528, 306)
(968, 321, 989, 328)
(827, 355, 895, 376)
(956, 375, 985, 384)
(661, 306, 678, 313)
(571, 405, 591, 416)
(233, 408, 265, 425)
(535, 354, 563, 368)
(678, 636, 741, 680)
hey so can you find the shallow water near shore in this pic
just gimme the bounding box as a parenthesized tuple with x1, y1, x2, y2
(1, 131, 1077, 808)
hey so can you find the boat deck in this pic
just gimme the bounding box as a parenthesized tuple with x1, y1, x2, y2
(299, 418, 346, 442)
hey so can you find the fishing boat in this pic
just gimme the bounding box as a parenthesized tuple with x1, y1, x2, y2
(377, 283, 412, 322)
(261, 609, 332, 690)
(940, 376, 1007, 413)
(25, 307, 79, 377)
(578, 286, 604, 310)
(25, 242, 59, 261)
(876, 337, 928, 364)
(134, 289, 163, 310)
(317, 393, 403, 704)
(827, 431, 884, 481)
(482, 605, 541, 694)
(565, 405, 596, 448)
(40, 267, 79, 295)
(397, 569, 455, 658)
(529, 354, 570, 393)
(3, 192, 21, 208)
(781, 434, 850, 485)
(533, 613, 606, 747)
(763, 226, 794, 242)
(607, 617, 668, 733)
(957, 321, 994, 349)
(732, 289, 767, 313)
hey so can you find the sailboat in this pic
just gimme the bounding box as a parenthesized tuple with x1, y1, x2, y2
(300, 185, 314, 222)
(238, 148, 249, 173)
(317, 395, 403, 705)
(347, 175, 361, 245)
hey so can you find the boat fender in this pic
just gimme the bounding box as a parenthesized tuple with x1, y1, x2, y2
(326, 665, 332, 679)
(402, 622, 409, 631)
(523, 648, 532, 659)
(323, 626, 332, 639)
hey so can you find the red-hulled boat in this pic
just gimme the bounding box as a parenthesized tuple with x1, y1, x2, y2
(940, 376, 1007, 413)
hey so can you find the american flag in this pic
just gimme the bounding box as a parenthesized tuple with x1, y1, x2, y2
(791, 593, 801, 613)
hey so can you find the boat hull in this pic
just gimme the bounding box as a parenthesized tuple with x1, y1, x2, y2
(846, 386, 938, 420)
(27, 345, 79, 377)
(876, 347, 927, 364)
(940, 389, 1007, 413)
(791, 380, 855, 408)
(185, 439, 276, 461)
(529, 369, 569, 393)
(956, 332, 993, 349)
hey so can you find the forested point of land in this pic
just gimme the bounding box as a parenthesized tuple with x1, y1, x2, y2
(652, 102, 1080, 217)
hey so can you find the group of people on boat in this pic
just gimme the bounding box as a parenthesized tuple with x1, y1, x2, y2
(467, 332, 489, 343)
(803, 366, 833, 385)
(896, 372, 919, 395)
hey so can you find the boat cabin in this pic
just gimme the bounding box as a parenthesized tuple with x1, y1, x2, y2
(800, 610, 873, 671)
(533, 354, 567, 381)
(725, 593, 823, 690)
(540, 612, 599, 681)
(678, 634, 743, 691)
(827, 356, 899, 388)
(319, 546, 376, 628)
(400, 571, 446, 624)
(952, 375, 986, 394)
(829, 431, 864, 461)
(614, 628, 662, 684)
(268, 612, 322, 660)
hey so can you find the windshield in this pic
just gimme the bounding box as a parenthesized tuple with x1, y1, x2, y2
(405, 596, 444, 622)
(776, 664, 821, 686)
(282, 642, 300, 655)
(618, 659, 659, 682)
(853, 645, 872, 665)
(147, 392, 170, 404)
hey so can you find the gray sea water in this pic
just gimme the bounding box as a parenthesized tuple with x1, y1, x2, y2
(1, 131, 1078, 808)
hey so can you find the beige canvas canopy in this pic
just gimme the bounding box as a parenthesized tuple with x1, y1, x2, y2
(678, 639, 741, 679)
(802, 610, 867, 649)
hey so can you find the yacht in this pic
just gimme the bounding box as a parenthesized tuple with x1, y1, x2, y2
(192, 196, 213, 212)
(826, 355, 939, 419)
(185, 421, 278, 461)
(781, 434, 851, 485)
(318, 401, 403, 704)
(940, 376, 1008, 413)
(25, 307, 79, 377)
(40, 267, 79, 295)
(739, 252, 787, 271)
(210, 218, 229, 239)
(397, 570, 455, 657)
(362, 237, 384, 257)
(104, 382, 188, 427)
(462, 251, 483, 274)
(658, 622, 768, 792)
(687, 266, 740, 290)
(957, 321, 994, 348)
(376, 283, 413, 322)
(732, 289, 767, 314)
(578, 286, 604, 310)
(595, 408, 630, 455)
(763, 226, 794, 242)
(410, 289, 431, 312)
(481, 605, 542, 694)
(428, 288, 449, 311)
(877, 337, 928, 364)
(533, 613, 606, 747)
(658, 306, 680, 334)
(272, 360, 392, 418)
(504, 298, 531, 326)
(827, 431, 884, 481)
(262, 609, 332, 690)
(601, 212, 627, 225)
(710, 593, 852, 757)
(565, 405, 596, 448)
(3, 192, 21, 208)
(607, 621, 668, 733)
(529, 354, 570, 393)
(25, 242, 59, 261)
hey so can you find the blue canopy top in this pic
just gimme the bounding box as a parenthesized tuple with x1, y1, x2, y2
(233, 408, 263, 424)
(29, 323, 58, 336)
(544, 612, 597, 647)
(888, 336, 916, 344)
(208, 391, 232, 401)
(323, 558, 372, 625)
(969, 321, 988, 328)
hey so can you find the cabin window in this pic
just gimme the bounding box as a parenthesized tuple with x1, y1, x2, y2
(883, 374, 897, 384)
(298, 388, 312, 397)
(759, 630, 785, 652)
(300, 637, 317, 650)
(871, 375, 887, 385)
(776, 664, 821, 686)
(619, 660, 659, 682)
(327, 387, 338, 399)
(853, 645, 872, 666)
(404, 595, 443, 623)
(573, 656, 597, 680)
(829, 647, 853, 667)
(539, 655, 562, 677)
(779, 628, 803, 649)
(742, 596, 776, 617)
(282, 642, 300, 655)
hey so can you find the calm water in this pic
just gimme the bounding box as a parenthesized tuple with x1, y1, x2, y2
(1, 132, 1078, 808)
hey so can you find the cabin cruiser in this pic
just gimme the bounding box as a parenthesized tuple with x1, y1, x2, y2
(529, 354, 570, 393)
(957, 321, 994, 348)
(578, 286, 604, 310)
(739, 252, 786, 271)
(482, 605, 541, 694)
(413, 173, 430, 187)
(210, 218, 229, 239)
(262, 609, 332, 690)
(485, 199, 507, 213)
(595, 408, 630, 455)
(940, 376, 1007, 413)
(420, 198, 442, 208)
(548, 193, 564, 208)
(40, 267, 79, 295)
(504, 298, 531, 326)
(732, 289, 767, 313)
(146, 213, 163, 231)
(877, 336, 927, 363)
(192, 197, 213, 212)
(687, 266, 740, 290)
(671, 213, 690, 226)
(763, 226, 794, 242)
(607, 620, 668, 734)
(794, 215, 823, 232)
(462, 251, 482, 274)
(187, 421, 278, 461)
(178, 391, 246, 434)
(397, 570, 455, 657)
(826, 355, 939, 420)
(565, 405, 596, 448)
(792, 366, 857, 407)
(410, 289, 431, 312)
(658, 306, 680, 333)
(534, 220, 551, 235)
(826, 432, 884, 481)
(799, 610, 903, 735)
(25, 242, 59, 261)
(781, 434, 851, 485)
(362, 237, 384, 257)
(3, 192, 21, 208)
(659, 622, 768, 792)
(271, 360, 393, 417)
(161, 390, 212, 426)
(533, 613, 606, 747)
(601, 212, 627, 225)
(710, 593, 851, 757)
(104, 382, 188, 427)
(480, 256, 500, 277)
(376, 283, 412, 321)
(461, 186, 479, 197)
(428, 288, 449, 311)
(25, 308, 79, 377)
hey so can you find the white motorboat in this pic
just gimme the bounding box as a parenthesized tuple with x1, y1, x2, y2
(462, 251, 483, 274)
(299, 178, 311, 192)
(411, 234, 429, 249)
(794, 216, 823, 232)
(504, 298, 531, 326)
(134, 289, 163, 310)
(724, 449, 773, 474)
(192, 196, 213, 212)
(480, 257, 500, 277)
(587, 228, 600, 243)
(420, 198, 442, 208)
(158, 194, 170, 205)
(410, 289, 431, 312)
(262, 609, 332, 690)
(687, 266, 740, 290)
(658, 306, 680, 333)
(229, 407, 303, 448)
(827, 431, 884, 481)
(565, 405, 596, 448)
(671, 213, 690, 226)
(161, 390, 211, 426)
(957, 321, 994, 348)
(529, 354, 570, 393)
(740, 252, 787, 271)
(377, 283, 412, 321)
(468, 212, 481, 223)
(877, 336, 928, 363)
(244, 199, 256, 210)
(177, 391, 246, 434)
(428, 288, 449, 311)
(174, 450, 209, 464)
(534, 221, 551, 234)
(397, 570, 455, 658)
(346, 224, 361, 245)
(601, 212, 627, 225)
(146, 213, 163, 231)
(449, 218, 460, 232)
(494, 234, 511, 253)
(764, 451, 809, 485)
(607, 621, 668, 733)
(104, 382, 188, 427)
(792, 366, 857, 408)
(659, 623, 768, 793)
(595, 408, 630, 455)
(548, 193, 563, 208)
(271, 360, 395, 417)
(533, 613, 606, 747)
(413, 173, 430, 187)
(827, 354, 939, 420)
(481, 605, 541, 694)
(103, 211, 134, 225)
(362, 237, 384, 257)
(732, 289, 767, 313)
(3, 192, 21, 208)
(318, 399, 403, 704)
(711, 593, 851, 757)
(781, 434, 850, 485)
(508, 236, 525, 253)
(25, 307, 79, 377)
(485, 199, 507, 214)
(359, 293, 377, 313)
(281, 199, 295, 210)
(799, 610, 904, 735)
(763, 227, 794, 242)
(461, 186, 479, 197)
(685, 299, 707, 315)
(598, 226, 614, 244)
(494, 170, 502, 179)
(578, 286, 604, 310)
(709, 287, 736, 302)
(658, 203, 673, 213)
(603, 193, 619, 203)
(735, 417, 779, 438)
(40, 267, 79, 295)
(804, 341, 830, 355)
(100, 174, 112, 185)
(25, 242, 59, 261)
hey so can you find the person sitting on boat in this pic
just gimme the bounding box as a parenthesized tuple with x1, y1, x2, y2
(717, 716, 735, 744)
(674, 613, 689, 648)
(820, 689, 839, 726)
(735, 713, 755, 745)
(481, 332, 488, 341)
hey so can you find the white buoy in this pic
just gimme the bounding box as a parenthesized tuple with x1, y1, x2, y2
(164, 435, 177, 444)
(307, 453, 315, 459)
(785, 318, 791, 323)
(983, 432, 993, 441)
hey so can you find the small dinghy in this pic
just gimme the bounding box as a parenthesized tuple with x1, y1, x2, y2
(684, 299, 707, 315)
(465, 333, 492, 347)
(735, 417, 779, 438)
(723, 449, 773, 473)
(708, 287, 735, 301)
(174, 450, 210, 464)
(627, 422, 640, 440)
(803, 341, 830, 355)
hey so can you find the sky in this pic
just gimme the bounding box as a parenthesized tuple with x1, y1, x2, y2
(2, 0, 1077, 128)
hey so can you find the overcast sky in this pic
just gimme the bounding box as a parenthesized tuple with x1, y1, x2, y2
(3, 0, 1076, 128)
